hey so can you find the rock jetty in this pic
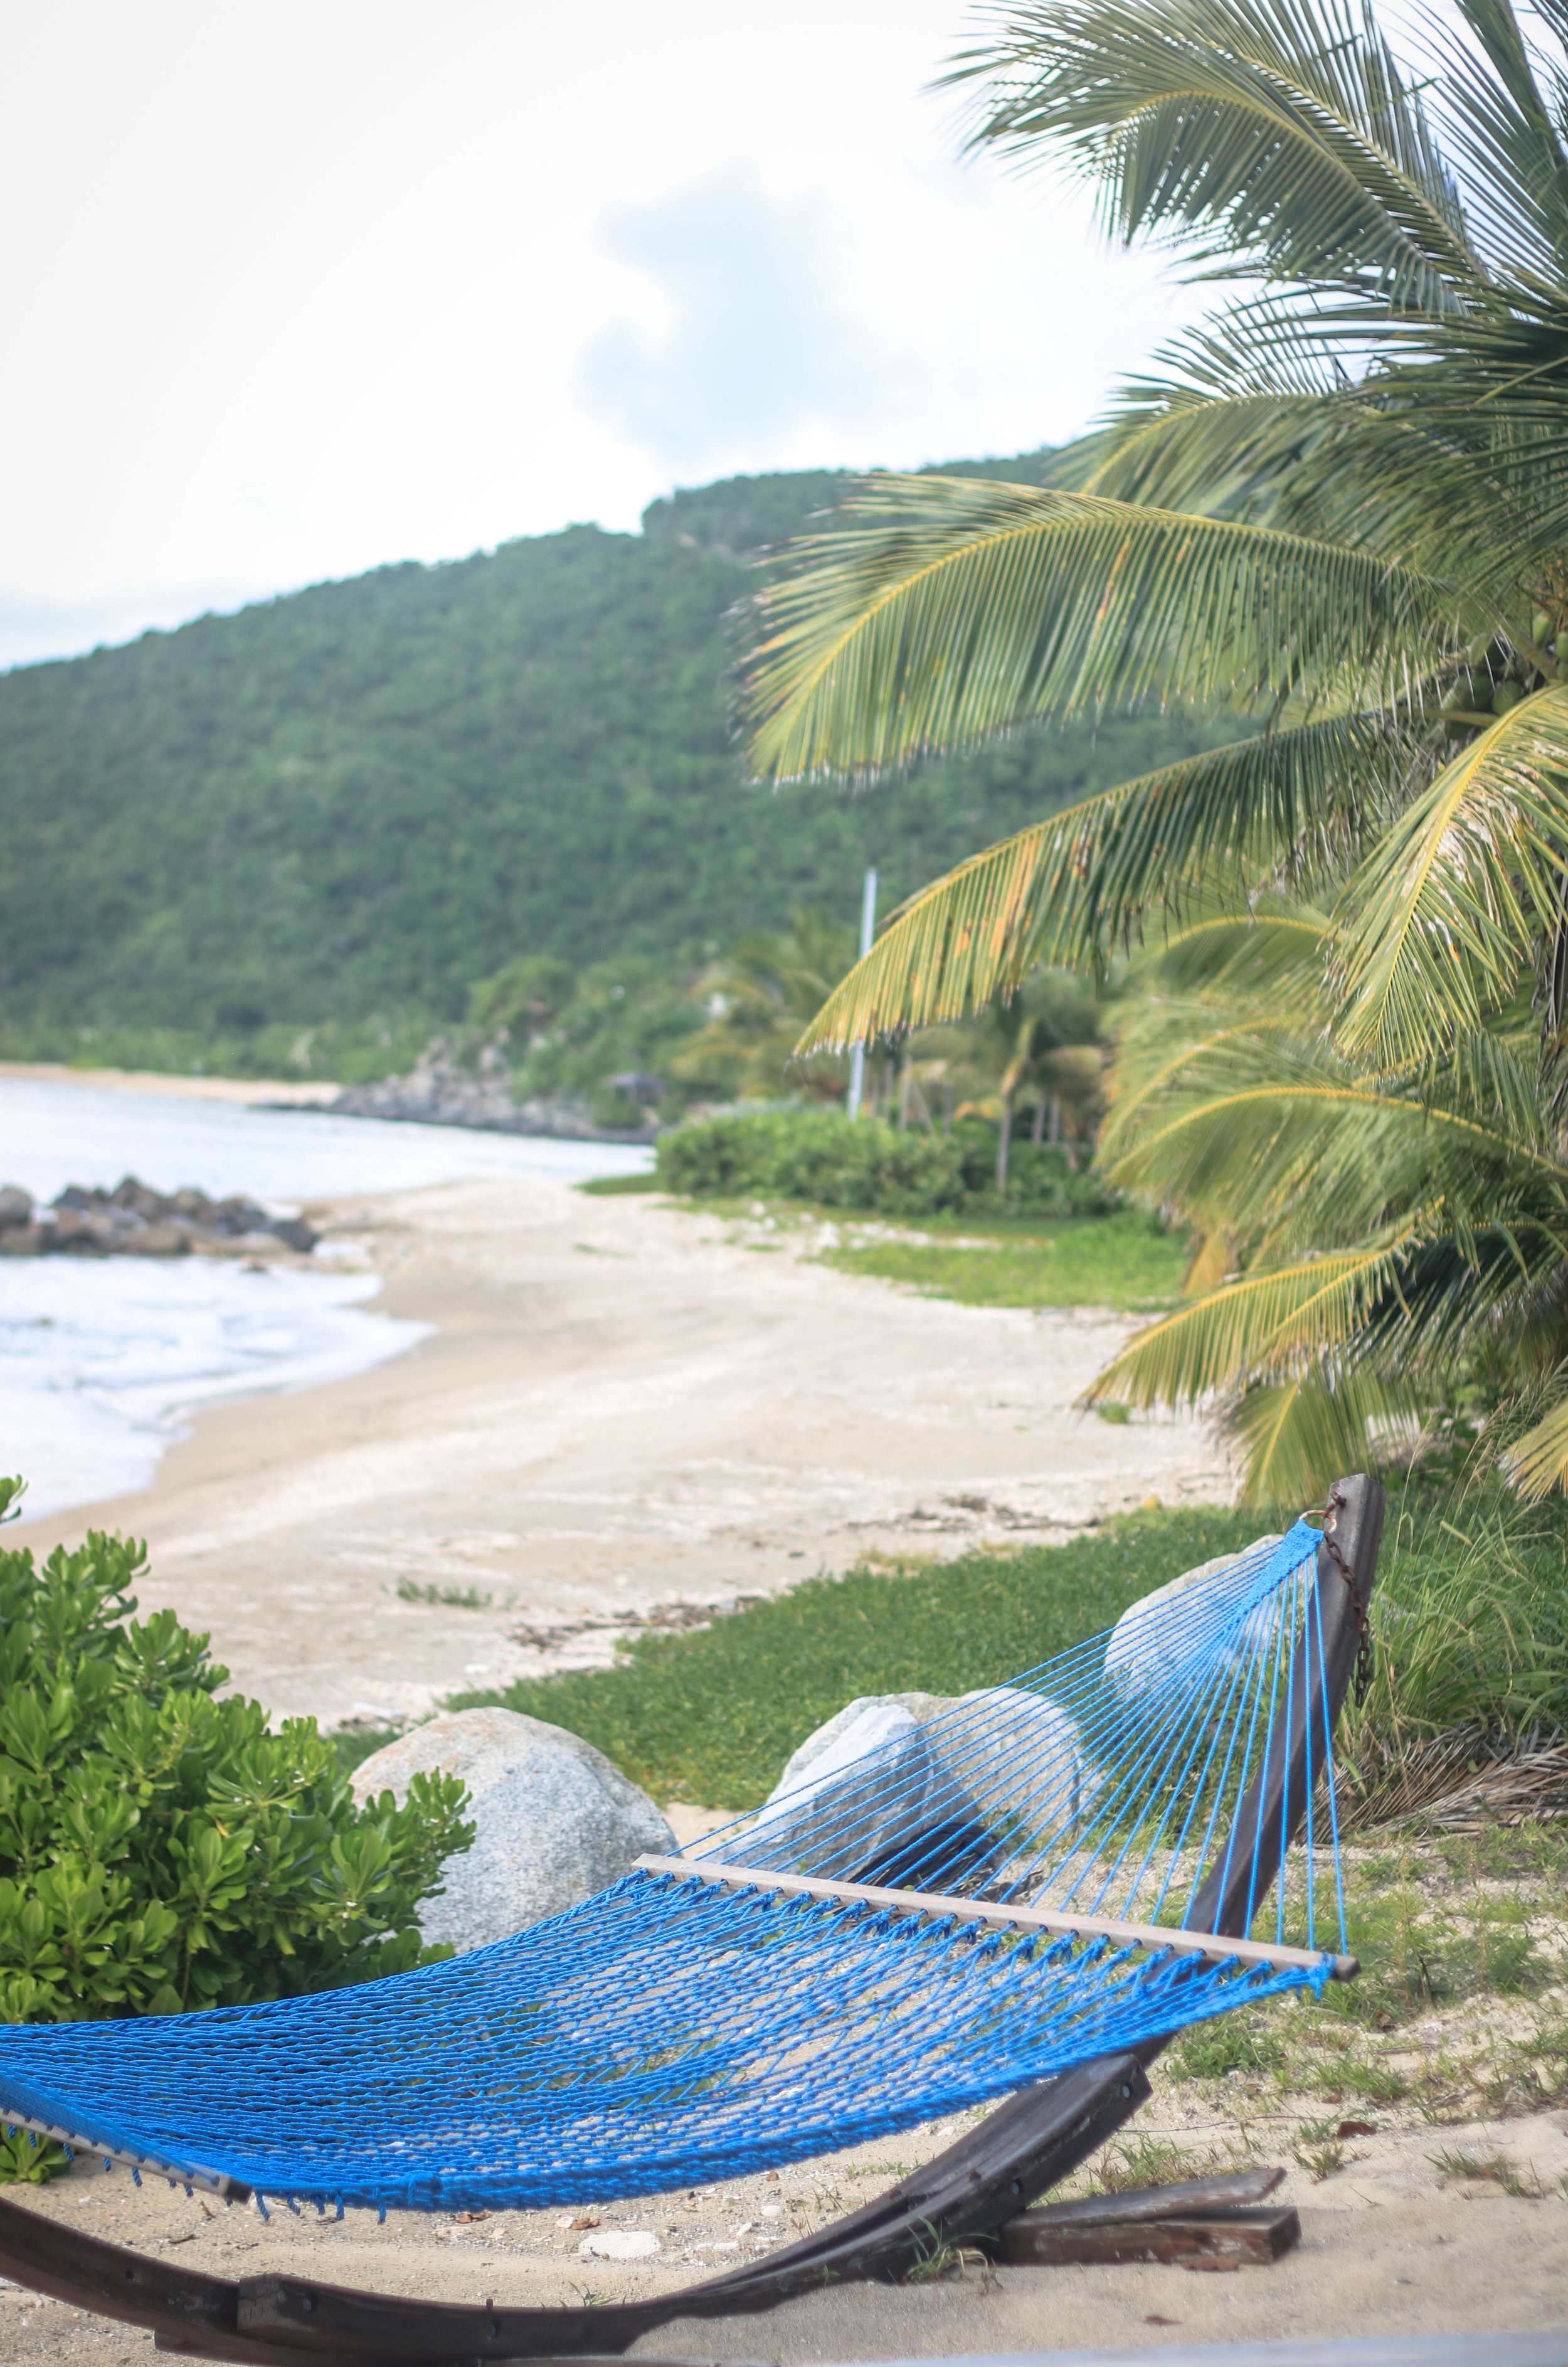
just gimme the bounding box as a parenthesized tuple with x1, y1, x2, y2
(0, 1176, 318, 1259)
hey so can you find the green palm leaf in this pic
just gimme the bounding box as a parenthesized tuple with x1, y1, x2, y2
(793, 721, 1406, 1050)
(1228, 1368, 1421, 1504)
(1083, 1230, 1419, 1404)
(951, 0, 1476, 303)
(1333, 686, 1568, 1063)
(741, 474, 1453, 784)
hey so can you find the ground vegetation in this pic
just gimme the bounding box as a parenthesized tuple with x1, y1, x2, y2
(0, 1479, 472, 2036)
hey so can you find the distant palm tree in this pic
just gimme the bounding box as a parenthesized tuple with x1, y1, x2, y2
(671, 911, 854, 1102)
(740, 0, 1568, 1501)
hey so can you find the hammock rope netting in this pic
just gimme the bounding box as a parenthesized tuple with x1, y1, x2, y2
(0, 1519, 1347, 2214)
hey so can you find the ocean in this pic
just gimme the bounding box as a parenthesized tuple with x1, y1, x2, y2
(0, 1077, 651, 1518)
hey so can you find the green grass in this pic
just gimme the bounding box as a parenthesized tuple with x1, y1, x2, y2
(448, 1505, 1258, 1804)
(438, 1481, 1568, 1825)
(821, 1207, 1189, 1312)
(576, 1173, 659, 1197)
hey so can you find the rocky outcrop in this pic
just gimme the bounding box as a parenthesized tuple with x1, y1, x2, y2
(351, 1707, 675, 1952)
(326, 1046, 654, 1142)
(0, 1177, 317, 1259)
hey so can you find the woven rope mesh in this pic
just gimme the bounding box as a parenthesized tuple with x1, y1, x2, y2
(0, 1521, 1344, 2211)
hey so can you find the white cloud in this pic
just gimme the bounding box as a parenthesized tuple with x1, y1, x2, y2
(0, 1, 1203, 668)
(579, 168, 900, 476)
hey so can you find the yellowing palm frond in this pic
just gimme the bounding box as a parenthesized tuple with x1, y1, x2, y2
(1084, 1229, 1421, 1405)
(1502, 1391, 1568, 1499)
(1228, 1368, 1421, 1506)
(1334, 686, 1568, 1063)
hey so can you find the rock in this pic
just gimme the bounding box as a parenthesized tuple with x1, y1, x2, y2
(351, 1708, 675, 1952)
(726, 1697, 989, 1888)
(111, 1174, 167, 1220)
(729, 1684, 1104, 1886)
(46, 1206, 110, 1255)
(579, 2230, 660, 2260)
(1103, 1535, 1286, 1698)
(0, 1186, 33, 1231)
(27, 1177, 314, 1260)
(268, 1216, 318, 1253)
(117, 1221, 192, 1258)
(0, 1224, 43, 1257)
(771, 1693, 950, 1796)
(930, 1686, 1101, 1838)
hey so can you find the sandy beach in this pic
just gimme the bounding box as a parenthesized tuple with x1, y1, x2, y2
(15, 1169, 1232, 1733)
(7, 1141, 1568, 2359)
(7, 2098, 1568, 2362)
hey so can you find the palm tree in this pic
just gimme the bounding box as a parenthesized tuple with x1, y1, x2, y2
(670, 910, 855, 1102)
(739, 0, 1568, 1500)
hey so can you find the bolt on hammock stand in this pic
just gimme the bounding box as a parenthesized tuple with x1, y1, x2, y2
(0, 1475, 1384, 2366)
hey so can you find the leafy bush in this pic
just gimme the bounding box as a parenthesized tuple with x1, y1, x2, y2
(656, 1109, 1116, 1218)
(0, 1477, 472, 2025)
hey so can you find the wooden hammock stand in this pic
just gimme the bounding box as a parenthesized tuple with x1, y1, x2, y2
(0, 1475, 1384, 2366)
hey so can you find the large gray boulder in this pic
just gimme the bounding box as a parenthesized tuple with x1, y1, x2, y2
(352, 1707, 675, 1952)
(1103, 1535, 1285, 1697)
(731, 1697, 963, 1880)
(721, 1683, 1101, 1883)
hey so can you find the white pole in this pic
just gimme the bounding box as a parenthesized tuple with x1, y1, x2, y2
(846, 866, 878, 1120)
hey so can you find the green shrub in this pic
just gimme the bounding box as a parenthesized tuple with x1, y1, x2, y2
(0, 1477, 472, 2026)
(656, 1109, 1116, 1218)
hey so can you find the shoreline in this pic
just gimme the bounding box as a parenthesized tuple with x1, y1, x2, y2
(14, 1169, 1232, 1731)
(0, 1058, 343, 1105)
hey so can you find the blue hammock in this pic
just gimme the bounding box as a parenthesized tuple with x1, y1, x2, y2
(0, 1520, 1350, 2216)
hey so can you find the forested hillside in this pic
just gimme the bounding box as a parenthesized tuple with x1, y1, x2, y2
(0, 452, 1212, 1076)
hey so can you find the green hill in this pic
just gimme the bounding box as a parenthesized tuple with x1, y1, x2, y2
(0, 454, 1214, 1078)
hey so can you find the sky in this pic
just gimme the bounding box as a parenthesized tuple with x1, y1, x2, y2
(0, 2, 1198, 671)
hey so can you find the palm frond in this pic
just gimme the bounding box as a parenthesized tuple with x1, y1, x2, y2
(739, 474, 1454, 783)
(950, 0, 1478, 304)
(1501, 1388, 1568, 1497)
(1229, 1367, 1420, 1505)
(1333, 686, 1568, 1063)
(793, 721, 1406, 1051)
(1438, 0, 1568, 285)
(1084, 1230, 1419, 1404)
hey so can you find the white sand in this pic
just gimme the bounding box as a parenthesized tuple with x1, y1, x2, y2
(13, 1161, 1559, 2357)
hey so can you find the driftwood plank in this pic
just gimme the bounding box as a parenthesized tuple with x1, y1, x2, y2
(1019, 2165, 1284, 2230)
(1000, 2202, 1300, 2267)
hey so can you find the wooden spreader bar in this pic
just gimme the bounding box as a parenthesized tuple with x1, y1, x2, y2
(635, 1853, 1360, 1980)
(0, 2105, 248, 2202)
